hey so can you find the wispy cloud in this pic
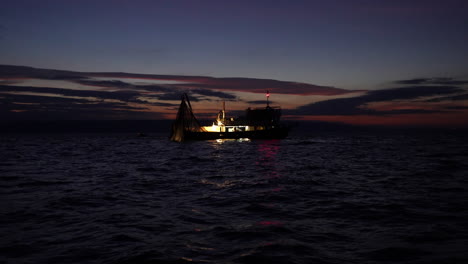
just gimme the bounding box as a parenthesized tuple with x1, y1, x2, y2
(0, 65, 85, 80)
(0, 85, 141, 101)
(165, 77, 351, 96)
(74, 79, 135, 89)
(424, 93, 468, 102)
(0, 65, 354, 96)
(395, 77, 468, 86)
(292, 85, 466, 116)
(2, 65, 468, 126)
(246, 100, 275, 105)
(0, 93, 161, 120)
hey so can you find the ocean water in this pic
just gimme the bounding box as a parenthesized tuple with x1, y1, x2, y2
(1, 130, 467, 264)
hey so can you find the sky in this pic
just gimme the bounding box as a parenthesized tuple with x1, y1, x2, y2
(1, 0, 468, 126)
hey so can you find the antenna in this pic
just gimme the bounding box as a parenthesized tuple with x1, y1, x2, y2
(222, 101, 226, 122)
(266, 90, 270, 107)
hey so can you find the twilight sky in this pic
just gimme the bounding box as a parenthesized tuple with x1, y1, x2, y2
(1, 0, 468, 126)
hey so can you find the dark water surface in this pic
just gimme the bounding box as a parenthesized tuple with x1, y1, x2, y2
(1, 131, 467, 263)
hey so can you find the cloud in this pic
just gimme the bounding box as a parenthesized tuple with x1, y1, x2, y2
(133, 84, 173, 93)
(73, 79, 238, 101)
(74, 79, 134, 89)
(0, 84, 186, 109)
(0, 65, 86, 80)
(395, 77, 468, 86)
(444, 106, 468, 110)
(87, 72, 352, 96)
(151, 92, 188, 101)
(0, 92, 165, 120)
(0, 92, 147, 110)
(4, 65, 466, 126)
(1, 65, 353, 96)
(190, 88, 237, 100)
(168, 77, 351, 96)
(292, 85, 465, 116)
(86, 73, 352, 96)
(246, 100, 275, 105)
(0, 80, 18, 85)
(1, 93, 95, 105)
(366, 86, 464, 101)
(0, 85, 141, 102)
(424, 93, 468, 102)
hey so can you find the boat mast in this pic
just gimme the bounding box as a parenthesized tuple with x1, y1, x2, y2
(222, 101, 226, 122)
(266, 90, 270, 108)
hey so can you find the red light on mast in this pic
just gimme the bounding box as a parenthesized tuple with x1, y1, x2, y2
(266, 90, 270, 107)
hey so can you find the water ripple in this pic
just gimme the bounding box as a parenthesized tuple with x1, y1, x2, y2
(1, 133, 467, 263)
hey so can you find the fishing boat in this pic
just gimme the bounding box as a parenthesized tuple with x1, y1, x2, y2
(170, 92, 290, 142)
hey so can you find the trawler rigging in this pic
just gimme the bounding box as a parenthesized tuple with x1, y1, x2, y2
(170, 92, 289, 142)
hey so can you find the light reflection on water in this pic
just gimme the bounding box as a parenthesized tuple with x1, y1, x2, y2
(1, 133, 467, 263)
(256, 139, 281, 179)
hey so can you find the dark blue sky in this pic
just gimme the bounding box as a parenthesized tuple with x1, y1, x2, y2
(2, 0, 467, 89)
(1, 0, 467, 125)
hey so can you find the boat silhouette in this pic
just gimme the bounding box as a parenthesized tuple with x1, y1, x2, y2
(170, 93, 290, 142)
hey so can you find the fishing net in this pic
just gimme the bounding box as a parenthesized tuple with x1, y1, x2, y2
(170, 93, 206, 142)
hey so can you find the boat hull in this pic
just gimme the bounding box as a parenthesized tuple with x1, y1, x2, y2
(184, 126, 289, 140)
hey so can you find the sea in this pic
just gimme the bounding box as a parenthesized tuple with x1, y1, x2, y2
(1, 125, 468, 264)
